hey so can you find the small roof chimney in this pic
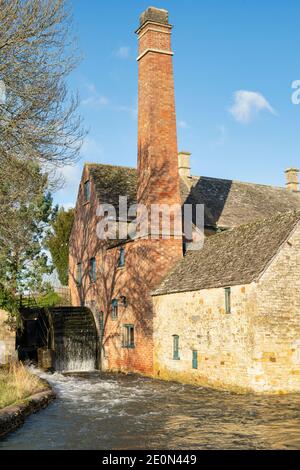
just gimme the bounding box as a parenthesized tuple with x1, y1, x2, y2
(178, 151, 191, 177)
(285, 168, 299, 192)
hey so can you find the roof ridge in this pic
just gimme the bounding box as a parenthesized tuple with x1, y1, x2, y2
(86, 162, 299, 193)
(209, 209, 300, 241)
(189, 174, 299, 192)
(86, 162, 136, 171)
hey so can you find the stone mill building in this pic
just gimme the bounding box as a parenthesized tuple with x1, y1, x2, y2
(69, 7, 300, 393)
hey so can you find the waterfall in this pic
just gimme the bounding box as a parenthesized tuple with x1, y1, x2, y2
(51, 307, 98, 372)
(18, 306, 98, 372)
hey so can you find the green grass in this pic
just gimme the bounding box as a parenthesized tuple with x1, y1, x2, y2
(0, 363, 47, 409)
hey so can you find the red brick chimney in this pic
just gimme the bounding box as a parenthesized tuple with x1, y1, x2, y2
(136, 7, 181, 209)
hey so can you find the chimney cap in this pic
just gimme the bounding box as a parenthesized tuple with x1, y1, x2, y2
(139, 7, 169, 27)
(178, 150, 192, 156)
(285, 167, 299, 173)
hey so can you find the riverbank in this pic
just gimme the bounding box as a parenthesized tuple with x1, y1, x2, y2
(0, 363, 55, 439)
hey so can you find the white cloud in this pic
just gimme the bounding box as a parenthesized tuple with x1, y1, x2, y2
(113, 103, 137, 119)
(53, 137, 103, 207)
(81, 82, 109, 109)
(115, 46, 130, 59)
(81, 137, 103, 159)
(211, 125, 227, 148)
(81, 82, 136, 119)
(229, 90, 276, 124)
(178, 120, 190, 129)
(59, 163, 82, 186)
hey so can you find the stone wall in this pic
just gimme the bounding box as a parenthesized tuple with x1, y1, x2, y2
(153, 223, 300, 393)
(0, 310, 16, 364)
(247, 222, 300, 392)
(153, 284, 256, 393)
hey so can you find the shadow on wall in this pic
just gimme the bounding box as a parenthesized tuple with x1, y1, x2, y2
(68, 157, 183, 371)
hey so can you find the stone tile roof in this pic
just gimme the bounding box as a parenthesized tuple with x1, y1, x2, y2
(180, 175, 300, 228)
(88, 164, 138, 211)
(87, 163, 300, 229)
(153, 210, 300, 296)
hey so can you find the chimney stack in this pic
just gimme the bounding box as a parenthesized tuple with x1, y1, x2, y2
(136, 7, 181, 208)
(178, 151, 191, 177)
(285, 168, 299, 192)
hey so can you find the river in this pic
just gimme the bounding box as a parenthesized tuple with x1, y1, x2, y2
(1, 371, 300, 450)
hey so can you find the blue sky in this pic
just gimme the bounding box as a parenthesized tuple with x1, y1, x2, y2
(56, 0, 300, 208)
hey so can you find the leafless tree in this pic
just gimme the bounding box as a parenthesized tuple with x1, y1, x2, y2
(0, 0, 85, 276)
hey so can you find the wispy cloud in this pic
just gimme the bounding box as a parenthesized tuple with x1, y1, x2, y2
(211, 125, 227, 148)
(113, 102, 137, 119)
(55, 137, 103, 207)
(81, 83, 109, 109)
(178, 120, 190, 129)
(114, 46, 131, 59)
(229, 90, 276, 124)
(81, 137, 103, 159)
(81, 82, 137, 119)
(59, 163, 83, 187)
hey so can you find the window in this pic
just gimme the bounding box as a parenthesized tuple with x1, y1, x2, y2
(76, 262, 82, 285)
(173, 335, 180, 360)
(123, 324, 135, 348)
(99, 311, 104, 339)
(225, 287, 231, 314)
(111, 299, 118, 319)
(84, 180, 91, 203)
(192, 350, 198, 369)
(89, 257, 96, 283)
(118, 247, 125, 268)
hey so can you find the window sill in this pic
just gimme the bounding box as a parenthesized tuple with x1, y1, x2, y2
(173, 357, 180, 361)
(122, 345, 135, 349)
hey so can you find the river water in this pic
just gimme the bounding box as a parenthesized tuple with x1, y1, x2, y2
(1, 371, 300, 450)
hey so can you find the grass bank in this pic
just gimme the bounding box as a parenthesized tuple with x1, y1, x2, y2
(0, 363, 47, 410)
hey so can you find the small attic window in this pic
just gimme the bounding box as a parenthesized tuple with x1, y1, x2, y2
(84, 180, 91, 203)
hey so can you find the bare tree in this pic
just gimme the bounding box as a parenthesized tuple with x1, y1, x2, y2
(0, 0, 85, 290)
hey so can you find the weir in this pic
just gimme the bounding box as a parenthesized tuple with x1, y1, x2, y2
(17, 307, 98, 372)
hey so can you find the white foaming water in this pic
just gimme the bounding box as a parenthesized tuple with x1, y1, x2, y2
(28, 366, 147, 418)
(54, 358, 96, 373)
